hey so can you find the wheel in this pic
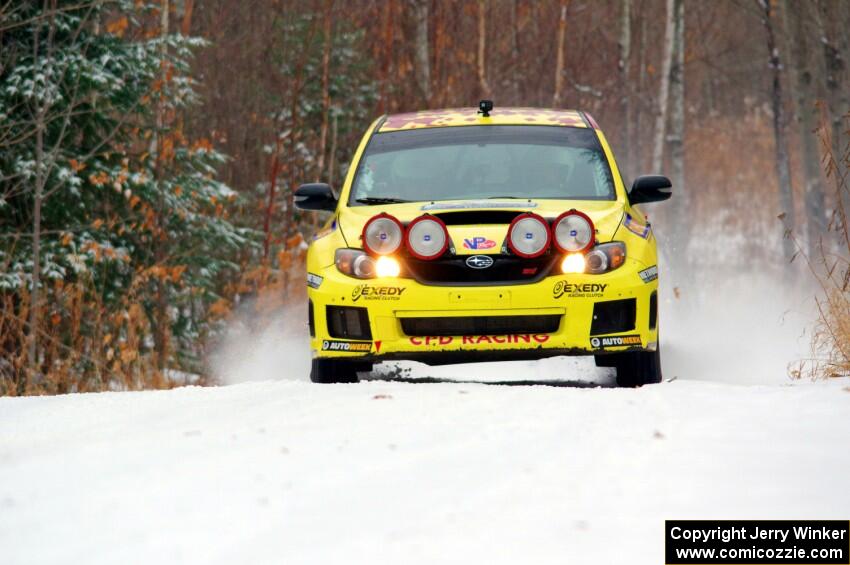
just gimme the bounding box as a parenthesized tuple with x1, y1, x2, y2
(614, 347, 663, 387)
(310, 358, 370, 384)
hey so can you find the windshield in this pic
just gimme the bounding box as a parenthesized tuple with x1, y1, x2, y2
(349, 125, 616, 205)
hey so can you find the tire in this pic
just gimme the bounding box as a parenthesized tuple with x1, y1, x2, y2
(614, 347, 663, 387)
(310, 358, 370, 384)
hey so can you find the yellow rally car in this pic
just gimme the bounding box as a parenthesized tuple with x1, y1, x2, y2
(295, 102, 672, 386)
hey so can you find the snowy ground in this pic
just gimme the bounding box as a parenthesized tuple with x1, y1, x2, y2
(2, 272, 849, 564)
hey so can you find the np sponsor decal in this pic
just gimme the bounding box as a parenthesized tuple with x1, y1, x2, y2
(553, 280, 608, 299)
(409, 335, 550, 346)
(623, 213, 651, 239)
(638, 265, 658, 283)
(463, 236, 497, 250)
(306, 272, 324, 289)
(351, 284, 407, 302)
(590, 334, 641, 349)
(321, 340, 371, 352)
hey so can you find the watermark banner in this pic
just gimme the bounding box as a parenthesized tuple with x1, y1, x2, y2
(665, 520, 849, 564)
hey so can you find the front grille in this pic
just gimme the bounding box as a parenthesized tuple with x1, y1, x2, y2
(590, 298, 636, 335)
(326, 306, 372, 340)
(403, 254, 558, 286)
(401, 315, 562, 336)
(308, 299, 315, 337)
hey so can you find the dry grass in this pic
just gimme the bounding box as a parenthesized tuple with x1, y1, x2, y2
(790, 115, 850, 380)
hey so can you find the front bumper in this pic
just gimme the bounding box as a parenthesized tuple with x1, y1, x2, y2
(308, 258, 658, 364)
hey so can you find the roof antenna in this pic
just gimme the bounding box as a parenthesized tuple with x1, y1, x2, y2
(478, 99, 493, 117)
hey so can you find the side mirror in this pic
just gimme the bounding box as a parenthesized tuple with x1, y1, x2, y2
(294, 183, 337, 212)
(629, 175, 672, 205)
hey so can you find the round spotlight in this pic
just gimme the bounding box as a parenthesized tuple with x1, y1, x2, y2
(553, 210, 595, 254)
(405, 215, 449, 260)
(507, 213, 551, 258)
(362, 213, 404, 256)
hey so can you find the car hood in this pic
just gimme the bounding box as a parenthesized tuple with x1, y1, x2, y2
(337, 199, 626, 255)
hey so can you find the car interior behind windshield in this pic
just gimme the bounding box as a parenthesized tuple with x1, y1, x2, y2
(350, 125, 616, 204)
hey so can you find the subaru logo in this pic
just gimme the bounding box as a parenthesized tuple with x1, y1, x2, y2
(466, 255, 494, 269)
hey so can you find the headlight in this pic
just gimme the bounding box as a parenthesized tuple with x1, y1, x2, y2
(553, 210, 595, 254)
(362, 213, 404, 255)
(405, 214, 449, 260)
(335, 249, 401, 279)
(507, 213, 551, 258)
(585, 242, 626, 274)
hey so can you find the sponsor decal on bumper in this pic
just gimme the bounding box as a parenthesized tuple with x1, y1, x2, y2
(553, 280, 608, 299)
(351, 284, 407, 302)
(307, 272, 324, 289)
(409, 334, 550, 346)
(322, 340, 372, 352)
(638, 265, 658, 283)
(590, 334, 642, 349)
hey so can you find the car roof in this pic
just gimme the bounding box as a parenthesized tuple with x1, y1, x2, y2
(378, 107, 591, 133)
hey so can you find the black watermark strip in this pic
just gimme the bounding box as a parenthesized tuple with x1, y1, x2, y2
(666, 520, 849, 564)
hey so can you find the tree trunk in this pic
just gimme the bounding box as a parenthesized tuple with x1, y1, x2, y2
(651, 0, 675, 173)
(759, 0, 796, 263)
(410, 0, 430, 103)
(783, 0, 826, 258)
(27, 100, 45, 393)
(378, 0, 395, 114)
(477, 0, 491, 98)
(154, 0, 170, 372)
(510, 0, 522, 102)
(180, 0, 193, 35)
(327, 111, 338, 188)
(552, 0, 568, 107)
(618, 0, 631, 177)
(815, 0, 849, 221)
(316, 0, 333, 182)
(636, 5, 647, 171)
(668, 0, 686, 263)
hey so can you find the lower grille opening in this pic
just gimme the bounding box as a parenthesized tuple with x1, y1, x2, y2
(401, 315, 561, 337)
(590, 299, 636, 335)
(649, 292, 658, 330)
(327, 306, 372, 340)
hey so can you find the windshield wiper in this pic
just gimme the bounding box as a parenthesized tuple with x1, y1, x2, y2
(487, 196, 531, 199)
(355, 197, 410, 204)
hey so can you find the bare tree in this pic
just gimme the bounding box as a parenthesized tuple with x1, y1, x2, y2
(477, 0, 490, 99)
(651, 0, 676, 172)
(552, 0, 569, 107)
(759, 0, 795, 263)
(153, 0, 170, 371)
(783, 0, 826, 258)
(410, 0, 430, 103)
(316, 0, 333, 181)
(618, 0, 632, 175)
(668, 0, 687, 262)
(814, 0, 849, 215)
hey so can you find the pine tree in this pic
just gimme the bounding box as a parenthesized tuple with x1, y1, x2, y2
(0, 1, 250, 392)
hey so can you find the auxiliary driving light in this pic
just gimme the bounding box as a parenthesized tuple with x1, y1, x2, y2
(561, 253, 586, 274)
(362, 213, 404, 255)
(375, 256, 401, 277)
(405, 214, 449, 260)
(507, 213, 551, 258)
(553, 210, 595, 254)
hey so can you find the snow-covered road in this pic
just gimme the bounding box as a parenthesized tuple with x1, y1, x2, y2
(1, 375, 848, 565)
